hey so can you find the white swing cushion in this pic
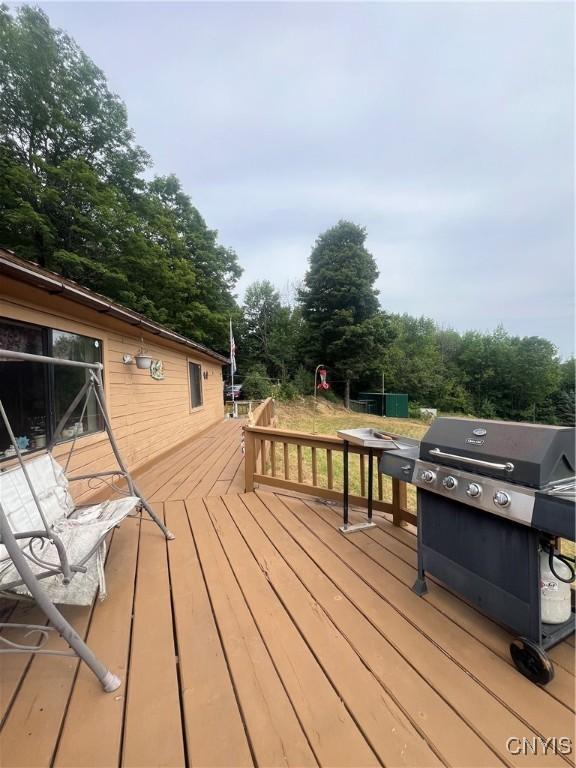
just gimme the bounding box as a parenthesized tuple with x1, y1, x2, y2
(0, 496, 140, 605)
(0, 453, 140, 605)
(0, 453, 74, 541)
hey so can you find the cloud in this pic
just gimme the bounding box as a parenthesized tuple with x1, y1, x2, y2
(37, 0, 575, 356)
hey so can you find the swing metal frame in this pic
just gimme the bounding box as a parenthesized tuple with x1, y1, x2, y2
(0, 348, 174, 692)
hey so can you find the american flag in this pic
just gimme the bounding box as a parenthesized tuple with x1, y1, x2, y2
(229, 319, 237, 374)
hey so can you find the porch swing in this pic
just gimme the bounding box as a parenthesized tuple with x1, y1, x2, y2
(0, 348, 174, 692)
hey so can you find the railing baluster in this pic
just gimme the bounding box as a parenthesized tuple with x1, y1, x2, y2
(270, 441, 276, 477)
(359, 453, 366, 497)
(311, 447, 317, 487)
(260, 439, 267, 475)
(327, 449, 333, 489)
(378, 467, 383, 500)
(297, 444, 303, 483)
(283, 443, 289, 480)
(245, 430, 255, 492)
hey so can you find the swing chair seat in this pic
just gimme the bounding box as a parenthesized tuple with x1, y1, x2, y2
(0, 350, 172, 692)
(0, 453, 140, 605)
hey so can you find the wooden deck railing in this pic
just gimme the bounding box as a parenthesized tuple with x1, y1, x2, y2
(225, 399, 265, 417)
(248, 397, 275, 427)
(244, 423, 415, 527)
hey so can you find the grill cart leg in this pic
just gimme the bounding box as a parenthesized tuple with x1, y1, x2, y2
(339, 442, 378, 534)
(412, 572, 428, 596)
(412, 493, 428, 595)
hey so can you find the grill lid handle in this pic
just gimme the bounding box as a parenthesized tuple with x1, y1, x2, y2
(428, 448, 515, 473)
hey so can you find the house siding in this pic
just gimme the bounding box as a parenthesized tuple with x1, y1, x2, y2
(0, 276, 225, 501)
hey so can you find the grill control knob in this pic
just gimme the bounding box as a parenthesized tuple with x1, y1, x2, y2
(466, 482, 482, 498)
(442, 476, 458, 490)
(421, 470, 436, 484)
(493, 491, 511, 508)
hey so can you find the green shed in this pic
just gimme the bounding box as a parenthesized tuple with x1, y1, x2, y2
(358, 392, 409, 418)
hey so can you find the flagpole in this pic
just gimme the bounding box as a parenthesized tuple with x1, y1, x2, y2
(230, 318, 237, 419)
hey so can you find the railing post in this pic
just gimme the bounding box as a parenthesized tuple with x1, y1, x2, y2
(245, 428, 255, 492)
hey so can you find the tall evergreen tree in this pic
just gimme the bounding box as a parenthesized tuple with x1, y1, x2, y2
(299, 220, 382, 406)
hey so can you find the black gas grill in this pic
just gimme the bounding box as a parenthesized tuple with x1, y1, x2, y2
(379, 417, 575, 684)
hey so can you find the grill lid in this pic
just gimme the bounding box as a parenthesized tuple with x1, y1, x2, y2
(419, 417, 575, 488)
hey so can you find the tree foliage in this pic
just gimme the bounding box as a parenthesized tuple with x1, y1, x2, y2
(298, 221, 382, 405)
(238, 221, 573, 424)
(240, 280, 301, 380)
(0, 5, 241, 351)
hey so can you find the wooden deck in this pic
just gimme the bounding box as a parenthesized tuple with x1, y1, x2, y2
(134, 417, 247, 500)
(0, 421, 574, 767)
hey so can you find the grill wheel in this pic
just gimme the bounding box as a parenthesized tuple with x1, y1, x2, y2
(510, 637, 555, 685)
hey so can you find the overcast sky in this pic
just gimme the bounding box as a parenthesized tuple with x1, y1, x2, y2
(34, 1, 574, 357)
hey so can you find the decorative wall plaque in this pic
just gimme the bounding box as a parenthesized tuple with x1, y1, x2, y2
(150, 359, 165, 380)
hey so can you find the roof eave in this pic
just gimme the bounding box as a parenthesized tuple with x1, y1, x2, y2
(0, 250, 229, 365)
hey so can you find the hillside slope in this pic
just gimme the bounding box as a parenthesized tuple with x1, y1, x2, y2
(275, 397, 429, 441)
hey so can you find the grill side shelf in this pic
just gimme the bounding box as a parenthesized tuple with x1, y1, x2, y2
(532, 492, 576, 541)
(378, 447, 418, 483)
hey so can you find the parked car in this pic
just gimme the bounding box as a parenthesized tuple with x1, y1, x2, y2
(224, 383, 243, 400)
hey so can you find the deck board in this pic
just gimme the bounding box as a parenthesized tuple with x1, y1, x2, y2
(237, 492, 503, 768)
(0, 602, 47, 726)
(121, 506, 184, 768)
(316, 501, 576, 708)
(0, 419, 573, 767)
(202, 495, 381, 768)
(165, 499, 253, 768)
(0, 606, 92, 767)
(190, 500, 316, 767)
(260, 493, 572, 768)
(281, 495, 575, 743)
(54, 519, 140, 768)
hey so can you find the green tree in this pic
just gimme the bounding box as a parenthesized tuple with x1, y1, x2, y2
(552, 358, 575, 426)
(0, 5, 241, 353)
(241, 280, 300, 380)
(299, 221, 381, 406)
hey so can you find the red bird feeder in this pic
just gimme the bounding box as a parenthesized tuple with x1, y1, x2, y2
(317, 368, 330, 390)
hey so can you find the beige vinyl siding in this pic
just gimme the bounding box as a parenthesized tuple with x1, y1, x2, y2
(0, 277, 225, 502)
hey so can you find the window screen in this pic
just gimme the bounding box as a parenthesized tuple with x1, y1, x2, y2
(189, 362, 203, 408)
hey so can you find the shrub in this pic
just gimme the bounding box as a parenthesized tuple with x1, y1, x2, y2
(293, 366, 314, 395)
(242, 365, 272, 400)
(319, 388, 340, 405)
(272, 381, 299, 402)
(408, 403, 426, 420)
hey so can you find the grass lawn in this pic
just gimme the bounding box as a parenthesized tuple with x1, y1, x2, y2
(273, 397, 429, 512)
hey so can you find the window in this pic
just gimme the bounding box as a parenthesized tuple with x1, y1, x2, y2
(0, 319, 103, 459)
(188, 362, 203, 408)
(52, 331, 102, 439)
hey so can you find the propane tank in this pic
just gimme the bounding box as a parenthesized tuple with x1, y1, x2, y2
(540, 549, 573, 624)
